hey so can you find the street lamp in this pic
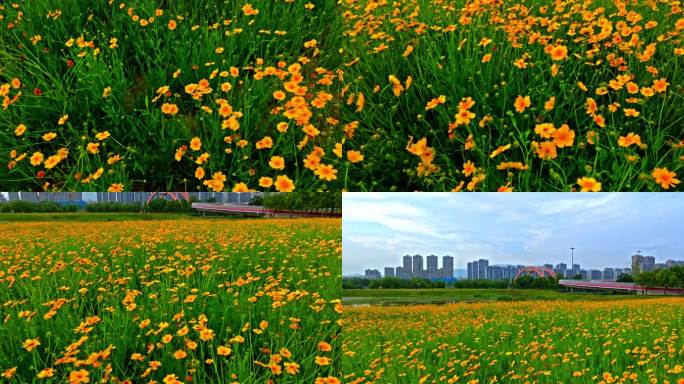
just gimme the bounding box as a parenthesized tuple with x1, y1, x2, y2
(570, 247, 575, 279)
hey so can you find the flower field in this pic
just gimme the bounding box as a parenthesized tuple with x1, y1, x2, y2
(0, 217, 341, 383)
(343, 299, 684, 383)
(1, 0, 683, 191)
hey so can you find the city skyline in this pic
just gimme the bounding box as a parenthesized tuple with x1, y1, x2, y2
(1, 192, 260, 204)
(343, 193, 684, 276)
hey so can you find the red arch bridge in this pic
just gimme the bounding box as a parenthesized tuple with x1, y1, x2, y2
(191, 203, 341, 218)
(512, 266, 557, 282)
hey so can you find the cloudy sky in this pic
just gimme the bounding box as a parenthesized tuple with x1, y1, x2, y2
(343, 193, 684, 275)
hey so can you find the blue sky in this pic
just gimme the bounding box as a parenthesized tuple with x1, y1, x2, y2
(343, 193, 684, 275)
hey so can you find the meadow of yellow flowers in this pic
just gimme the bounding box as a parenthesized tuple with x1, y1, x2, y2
(343, 299, 684, 383)
(0, 217, 342, 384)
(1, 0, 682, 191)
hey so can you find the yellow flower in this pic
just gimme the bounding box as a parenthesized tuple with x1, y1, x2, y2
(95, 131, 111, 141)
(86, 142, 100, 154)
(30, 152, 44, 166)
(22, 338, 41, 352)
(15, 124, 26, 136)
(274, 175, 295, 192)
(259, 177, 273, 188)
(577, 177, 601, 192)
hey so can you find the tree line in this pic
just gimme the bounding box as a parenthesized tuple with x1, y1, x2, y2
(261, 192, 341, 216)
(1, 199, 193, 213)
(635, 266, 684, 290)
(0, 200, 78, 213)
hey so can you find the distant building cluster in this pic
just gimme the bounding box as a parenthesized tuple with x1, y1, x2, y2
(467, 259, 525, 281)
(359, 252, 684, 281)
(5, 192, 83, 202)
(3, 192, 260, 205)
(96, 192, 259, 204)
(466, 258, 635, 282)
(365, 254, 454, 280)
(632, 252, 684, 273)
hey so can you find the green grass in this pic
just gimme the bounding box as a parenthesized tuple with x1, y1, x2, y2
(343, 297, 684, 383)
(0, 217, 342, 383)
(343, 288, 653, 305)
(336, 0, 684, 191)
(1, 0, 682, 191)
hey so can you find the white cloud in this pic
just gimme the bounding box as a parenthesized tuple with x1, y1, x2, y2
(343, 199, 462, 239)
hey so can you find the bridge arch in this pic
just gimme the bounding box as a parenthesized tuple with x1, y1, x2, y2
(145, 192, 191, 204)
(512, 266, 557, 283)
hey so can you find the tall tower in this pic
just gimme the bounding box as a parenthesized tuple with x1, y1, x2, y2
(426, 255, 438, 279)
(412, 255, 423, 279)
(442, 255, 454, 279)
(402, 255, 412, 278)
(478, 259, 489, 280)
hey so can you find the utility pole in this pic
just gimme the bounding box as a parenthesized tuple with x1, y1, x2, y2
(570, 247, 575, 279)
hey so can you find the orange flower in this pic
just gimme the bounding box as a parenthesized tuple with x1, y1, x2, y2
(315, 164, 338, 181)
(315, 356, 331, 366)
(652, 168, 680, 190)
(652, 78, 669, 93)
(273, 90, 286, 101)
(425, 95, 446, 111)
(14, 123, 26, 136)
(217, 346, 231, 356)
(463, 160, 476, 177)
(173, 350, 187, 359)
(43, 132, 57, 142)
(242, 4, 259, 15)
(535, 123, 556, 139)
(107, 183, 124, 192)
(552, 124, 575, 148)
(407, 137, 429, 156)
(161, 103, 179, 115)
(44, 155, 61, 169)
(95, 131, 110, 141)
(489, 144, 511, 158)
(37, 368, 55, 379)
(617, 133, 642, 148)
(87, 142, 100, 154)
(259, 177, 273, 188)
(190, 137, 201, 151)
(347, 150, 364, 163)
(284, 362, 300, 375)
(22, 338, 40, 352)
(203, 172, 226, 192)
(232, 182, 249, 192)
(276, 122, 289, 133)
(544, 96, 555, 111)
(68, 370, 89, 384)
(535, 141, 557, 160)
(269, 156, 286, 170)
(548, 44, 568, 60)
(314, 377, 341, 384)
(195, 167, 205, 180)
(274, 175, 295, 192)
(30, 152, 44, 166)
(623, 108, 640, 117)
(256, 136, 273, 150)
(514, 95, 531, 113)
(577, 177, 601, 192)
(168, 20, 177, 30)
